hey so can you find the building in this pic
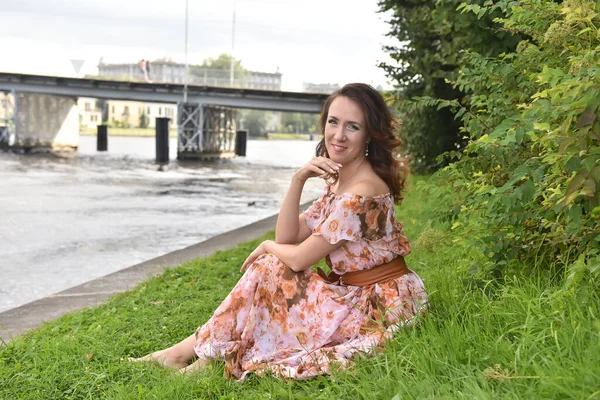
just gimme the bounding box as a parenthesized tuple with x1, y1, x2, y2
(98, 60, 188, 84)
(247, 71, 282, 91)
(97, 63, 141, 81)
(302, 82, 340, 94)
(94, 59, 282, 129)
(190, 68, 281, 90)
(77, 97, 103, 129)
(0, 93, 13, 120)
(97, 60, 282, 90)
(0, 93, 13, 144)
(107, 101, 176, 128)
(76, 97, 176, 129)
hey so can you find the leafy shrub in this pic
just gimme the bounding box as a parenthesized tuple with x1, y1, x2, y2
(420, 0, 600, 282)
(379, 0, 519, 172)
(414, 227, 449, 253)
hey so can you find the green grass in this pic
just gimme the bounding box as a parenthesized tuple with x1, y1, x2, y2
(80, 127, 178, 138)
(1, 176, 598, 399)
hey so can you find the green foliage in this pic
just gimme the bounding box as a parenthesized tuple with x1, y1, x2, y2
(191, 53, 250, 83)
(279, 112, 318, 134)
(422, 0, 600, 280)
(107, 119, 131, 129)
(238, 111, 319, 137)
(199, 53, 244, 72)
(378, 0, 519, 172)
(413, 227, 449, 253)
(240, 109, 268, 137)
(138, 111, 149, 129)
(96, 99, 108, 123)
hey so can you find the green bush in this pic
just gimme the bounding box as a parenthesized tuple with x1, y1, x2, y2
(139, 111, 149, 129)
(422, 0, 600, 284)
(379, 0, 519, 172)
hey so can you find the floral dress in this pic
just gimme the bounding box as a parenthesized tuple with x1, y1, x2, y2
(193, 185, 428, 380)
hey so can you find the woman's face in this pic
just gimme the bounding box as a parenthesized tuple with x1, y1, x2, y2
(324, 96, 368, 165)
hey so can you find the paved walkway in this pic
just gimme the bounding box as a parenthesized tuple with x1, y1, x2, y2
(0, 203, 312, 343)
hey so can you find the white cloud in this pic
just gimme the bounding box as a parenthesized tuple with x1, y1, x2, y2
(0, 0, 399, 91)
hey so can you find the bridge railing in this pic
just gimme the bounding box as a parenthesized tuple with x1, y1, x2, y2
(97, 65, 281, 90)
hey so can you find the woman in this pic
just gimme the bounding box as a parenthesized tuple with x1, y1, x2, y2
(130, 83, 428, 380)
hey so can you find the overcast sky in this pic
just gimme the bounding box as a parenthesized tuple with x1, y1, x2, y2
(0, 0, 400, 91)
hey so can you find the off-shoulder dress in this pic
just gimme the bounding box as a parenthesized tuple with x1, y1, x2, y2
(193, 185, 428, 380)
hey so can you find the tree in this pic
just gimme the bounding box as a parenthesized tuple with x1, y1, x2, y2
(280, 112, 319, 133)
(239, 109, 268, 137)
(96, 99, 108, 123)
(190, 53, 250, 86)
(422, 0, 600, 277)
(378, 0, 519, 171)
(139, 111, 149, 129)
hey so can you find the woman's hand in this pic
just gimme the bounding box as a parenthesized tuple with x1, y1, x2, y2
(240, 241, 268, 273)
(293, 157, 342, 183)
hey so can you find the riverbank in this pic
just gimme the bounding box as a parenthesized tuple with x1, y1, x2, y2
(79, 127, 178, 138)
(79, 127, 317, 140)
(266, 133, 315, 140)
(0, 176, 597, 399)
(0, 206, 311, 339)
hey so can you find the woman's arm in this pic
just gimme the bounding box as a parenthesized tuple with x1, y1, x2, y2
(240, 235, 344, 273)
(264, 236, 344, 272)
(274, 175, 310, 244)
(275, 157, 341, 245)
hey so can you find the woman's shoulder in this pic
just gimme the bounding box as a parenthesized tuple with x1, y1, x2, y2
(335, 177, 391, 200)
(321, 179, 404, 244)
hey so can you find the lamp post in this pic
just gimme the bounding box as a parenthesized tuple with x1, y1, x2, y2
(229, 0, 236, 87)
(183, 0, 189, 103)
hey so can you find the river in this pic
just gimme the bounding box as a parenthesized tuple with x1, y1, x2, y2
(0, 136, 323, 313)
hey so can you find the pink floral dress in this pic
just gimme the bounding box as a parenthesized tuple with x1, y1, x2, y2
(194, 185, 428, 380)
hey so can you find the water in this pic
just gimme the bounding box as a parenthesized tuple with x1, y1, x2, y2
(0, 137, 323, 313)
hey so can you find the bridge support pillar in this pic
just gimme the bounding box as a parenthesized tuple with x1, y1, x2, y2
(235, 129, 248, 156)
(0, 91, 14, 149)
(155, 117, 170, 164)
(8, 92, 79, 152)
(177, 103, 236, 160)
(97, 125, 108, 151)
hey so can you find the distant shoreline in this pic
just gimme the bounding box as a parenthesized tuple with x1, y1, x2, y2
(79, 128, 177, 138)
(79, 128, 319, 141)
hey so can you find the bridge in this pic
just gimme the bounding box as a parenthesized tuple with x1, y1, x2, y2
(0, 73, 329, 159)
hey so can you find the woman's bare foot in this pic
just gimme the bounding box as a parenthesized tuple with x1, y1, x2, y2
(178, 358, 210, 375)
(128, 333, 198, 370)
(128, 349, 188, 370)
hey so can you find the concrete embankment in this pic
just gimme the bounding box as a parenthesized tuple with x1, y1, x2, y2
(0, 202, 312, 342)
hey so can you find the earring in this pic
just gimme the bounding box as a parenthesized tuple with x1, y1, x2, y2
(365, 143, 369, 157)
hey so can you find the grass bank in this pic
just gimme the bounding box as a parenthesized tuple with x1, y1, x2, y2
(1, 177, 598, 399)
(80, 127, 178, 138)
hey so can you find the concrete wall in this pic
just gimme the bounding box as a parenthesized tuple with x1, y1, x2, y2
(15, 93, 79, 151)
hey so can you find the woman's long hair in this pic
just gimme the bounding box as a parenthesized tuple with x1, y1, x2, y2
(315, 83, 409, 203)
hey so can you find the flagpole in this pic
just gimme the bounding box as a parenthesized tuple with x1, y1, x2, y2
(229, 0, 236, 87)
(183, 0, 189, 102)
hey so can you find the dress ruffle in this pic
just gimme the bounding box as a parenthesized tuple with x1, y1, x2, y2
(304, 186, 411, 273)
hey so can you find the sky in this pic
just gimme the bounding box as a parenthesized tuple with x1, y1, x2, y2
(0, 0, 399, 92)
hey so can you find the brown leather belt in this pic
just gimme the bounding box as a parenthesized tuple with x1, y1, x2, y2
(316, 256, 411, 287)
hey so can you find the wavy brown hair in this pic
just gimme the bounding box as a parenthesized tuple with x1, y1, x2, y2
(315, 83, 409, 203)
